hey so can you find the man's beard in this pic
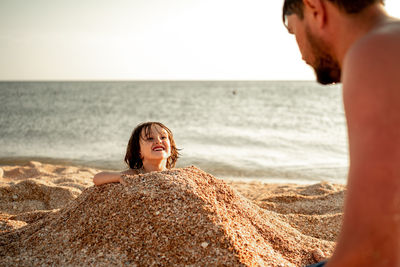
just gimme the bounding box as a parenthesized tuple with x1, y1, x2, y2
(305, 26, 341, 85)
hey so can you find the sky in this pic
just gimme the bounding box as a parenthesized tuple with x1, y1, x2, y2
(0, 0, 399, 81)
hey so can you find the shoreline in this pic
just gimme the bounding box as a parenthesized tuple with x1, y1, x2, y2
(0, 157, 347, 185)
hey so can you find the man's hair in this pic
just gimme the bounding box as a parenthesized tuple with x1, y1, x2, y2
(124, 122, 180, 170)
(283, 0, 384, 24)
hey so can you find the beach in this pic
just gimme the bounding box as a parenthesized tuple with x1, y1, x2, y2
(0, 161, 345, 266)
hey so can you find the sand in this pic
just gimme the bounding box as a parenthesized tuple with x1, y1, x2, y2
(0, 162, 345, 266)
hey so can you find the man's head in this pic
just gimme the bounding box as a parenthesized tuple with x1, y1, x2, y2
(283, 0, 384, 85)
(283, 0, 384, 22)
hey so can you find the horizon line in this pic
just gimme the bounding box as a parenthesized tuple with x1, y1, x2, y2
(0, 79, 316, 83)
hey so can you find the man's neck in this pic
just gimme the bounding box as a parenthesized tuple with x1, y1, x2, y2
(142, 159, 168, 173)
(329, 4, 389, 67)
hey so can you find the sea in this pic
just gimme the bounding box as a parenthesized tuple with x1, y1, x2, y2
(0, 81, 348, 184)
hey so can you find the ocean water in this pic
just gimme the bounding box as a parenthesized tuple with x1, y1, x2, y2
(0, 81, 348, 183)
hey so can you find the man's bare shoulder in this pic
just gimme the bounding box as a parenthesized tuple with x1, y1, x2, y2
(349, 19, 399, 59)
(342, 18, 399, 136)
(343, 19, 400, 90)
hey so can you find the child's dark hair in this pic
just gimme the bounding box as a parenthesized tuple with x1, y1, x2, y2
(124, 122, 180, 169)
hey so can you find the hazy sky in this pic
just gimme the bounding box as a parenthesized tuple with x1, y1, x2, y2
(0, 0, 399, 81)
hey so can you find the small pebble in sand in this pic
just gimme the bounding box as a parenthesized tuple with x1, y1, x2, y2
(201, 242, 209, 248)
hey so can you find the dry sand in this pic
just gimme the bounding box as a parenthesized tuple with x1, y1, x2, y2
(0, 162, 345, 266)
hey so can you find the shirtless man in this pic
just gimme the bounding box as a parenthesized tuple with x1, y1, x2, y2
(282, 0, 400, 266)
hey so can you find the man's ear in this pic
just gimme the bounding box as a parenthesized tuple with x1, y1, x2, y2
(303, 0, 327, 29)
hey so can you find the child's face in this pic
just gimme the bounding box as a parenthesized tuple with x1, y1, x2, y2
(139, 124, 171, 163)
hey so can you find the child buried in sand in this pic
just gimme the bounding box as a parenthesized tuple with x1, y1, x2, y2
(93, 122, 180, 185)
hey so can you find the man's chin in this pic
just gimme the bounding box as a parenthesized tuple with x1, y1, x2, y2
(317, 76, 339, 85)
(315, 68, 341, 85)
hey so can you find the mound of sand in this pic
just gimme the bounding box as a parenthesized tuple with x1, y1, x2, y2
(0, 166, 339, 266)
(0, 161, 98, 215)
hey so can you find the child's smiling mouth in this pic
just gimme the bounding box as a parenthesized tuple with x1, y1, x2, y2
(152, 146, 165, 151)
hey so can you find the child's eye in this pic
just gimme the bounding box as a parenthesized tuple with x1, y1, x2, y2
(161, 136, 167, 140)
(147, 137, 154, 141)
